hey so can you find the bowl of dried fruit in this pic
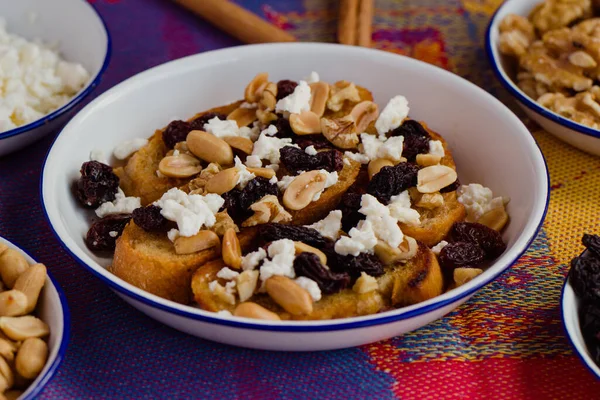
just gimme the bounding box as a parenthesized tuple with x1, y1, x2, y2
(487, 0, 600, 156)
(41, 43, 548, 351)
(0, 0, 110, 157)
(0, 236, 69, 399)
(562, 234, 600, 379)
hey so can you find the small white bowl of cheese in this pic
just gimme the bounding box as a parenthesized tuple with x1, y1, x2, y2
(0, 0, 110, 157)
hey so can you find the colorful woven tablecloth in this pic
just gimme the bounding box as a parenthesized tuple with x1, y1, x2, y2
(0, 0, 599, 398)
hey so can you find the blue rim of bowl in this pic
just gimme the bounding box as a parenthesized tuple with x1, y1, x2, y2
(485, 1, 600, 140)
(38, 44, 550, 332)
(0, 239, 71, 399)
(560, 252, 600, 380)
(0, 1, 112, 141)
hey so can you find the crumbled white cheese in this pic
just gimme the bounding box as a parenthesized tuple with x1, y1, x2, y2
(344, 151, 370, 164)
(234, 157, 256, 189)
(89, 149, 107, 164)
(240, 102, 257, 109)
(295, 277, 322, 301)
(431, 240, 448, 255)
(108, 231, 118, 238)
(241, 248, 267, 271)
(167, 229, 179, 242)
(113, 138, 148, 160)
(306, 210, 342, 240)
(428, 140, 445, 157)
(360, 134, 404, 162)
(457, 183, 508, 222)
(263, 125, 278, 136)
(269, 176, 278, 184)
(0, 20, 90, 133)
(359, 194, 404, 248)
(305, 145, 318, 156)
(245, 155, 262, 168)
(388, 191, 421, 226)
(215, 310, 233, 317)
(267, 163, 280, 172)
(173, 149, 180, 157)
(259, 239, 297, 282)
(208, 280, 236, 298)
(251, 128, 299, 165)
(153, 188, 224, 238)
(312, 170, 339, 201)
(95, 188, 141, 218)
(203, 117, 239, 138)
(277, 175, 296, 191)
(275, 80, 311, 114)
(305, 71, 320, 84)
(240, 125, 261, 141)
(217, 267, 240, 281)
(334, 220, 378, 256)
(375, 95, 410, 136)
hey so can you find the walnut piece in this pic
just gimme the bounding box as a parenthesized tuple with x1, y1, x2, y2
(188, 163, 222, 195)
(211, 211, 239, 236)
(327, 81, 361, 112)
(242, 195, 292, 227)
(321, 115, 359, 149)
(529, 0, 592, 34)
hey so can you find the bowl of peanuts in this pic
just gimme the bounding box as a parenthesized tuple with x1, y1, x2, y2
(487, 0, 600, 156)
(0, 237, 69, 399)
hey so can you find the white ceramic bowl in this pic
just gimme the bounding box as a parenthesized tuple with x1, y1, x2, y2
(0, 0, 110, 157)
(486, 0, 600, 156)
(561, 252, 600, 379)
(0, 236, 69, 399)
(41, 43, 549, 351)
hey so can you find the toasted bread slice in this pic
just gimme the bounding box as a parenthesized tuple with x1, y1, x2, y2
(114, 102, 242, 205)
(191, 241, 443, 320)
(110, 222, 257, 304)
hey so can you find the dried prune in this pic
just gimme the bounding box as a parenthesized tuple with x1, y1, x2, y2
(258, 224, 327, 248)
(295, 135, 335, 150)
(191, 112, 227, 130)
(451, 222, 507, 259)
(569, 255, 600, 303)
(579, 302, 600, 365)
(390, 120, 430, 161)
(339, 192, 365, 232)
(276, 80, 298, 100)
(222, 177, 278, 223)
(293, 252, 351, 294)
(438, 242, 485, 271)
(76, 161, 119, 208)
(269, 117, 295, 139)
(86, 214, 131, 251)
(367, 162, 419, 204)
(279, 146, 343, 174)
(132, 205, 169, 232)
(162, 120, 192, 149)
(583, 234, 600, 258)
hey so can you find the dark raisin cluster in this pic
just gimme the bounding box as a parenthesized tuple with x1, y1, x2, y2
(132, 205, 170, 232)
(258, 224, 327, 248)
(76, 161, 120, 208)
(338, 192, 365, 233)
(269, 116, 296, 139)
(162, 112, 226, 148)
(569, 234, 600, 366)
(222, 177, 278, 223)
(85, 214, 131, 251)
(295, 135, 335, 150)
(279, 146, 343, 175)
(276, 80, 298, 100)
(390, 120, 431, 161)
(293, 252, 351, 294)
(367, 162, 419, 204)
(438, 242, 485, 271)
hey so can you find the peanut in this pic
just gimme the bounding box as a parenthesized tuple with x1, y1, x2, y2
(265, 276, 313, 316)
(246, 167, 276, 179)
(416, 153, 442, 167)
(293, 242, 327, 266)
(477, 207, 509, 231)
(0, 316, 49, 341)
(368, 158, 394, 179)
(309, 82, 330, 117)
(158, 154, 202, 178)
(0, 337, 18, 362)
(289, 111, 322, 135)
(0, 291, 28, 317)
(353, 272, 379, 294)
(186, 130, 234, 166)
(223, 136, 254, 155)
(0, 356, 13, 390)
(174, 230, 221, 255)
(0, 244, 7, 257)
(233, 302, 280, 321)
(227, 107, 257, 128)
(236, 271, 259, 303)
(282, 170, 327, 211)
(417, 165, 457, 193)
(454, 267, 484, 286)
(205, 168, 239, 195)
(244, 72, 269, 103)
(222, 228, 242, 269)
(15, 338, 48, 380)
(0, 250, 29, 289)
(350, 101, 379, 132)
(13, 263, 46, 313)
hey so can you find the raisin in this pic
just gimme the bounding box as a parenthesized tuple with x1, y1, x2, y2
(440, 179, 460, 193)
(76, 161, 120, 208)
(276, 80, 298, 100)
(367, 162, 419, 204)
(222, 177, 278, 223)
(132, 205, 169, 232)
(279, 146, 343, 174)
(323, 245, 385, 279)
(258, 224, 328, 248)
(293, 252, 351, 294)
(583, 234, 600, 258)
(390, 120, 430, 161)
(339, 192, 365, 232)
(569, 255, 600, 303)
(269, 117, 296, 139)
(438, 242, 485, 271)
(190, 112, 227, 130)
(579, 302, 600, 365)
(86, 214, 131, 251)
(162, 120, 192, 149)
(295, 135, 335, 150)
(451, 222, 507, 259)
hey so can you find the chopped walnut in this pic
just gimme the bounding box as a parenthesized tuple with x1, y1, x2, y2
(537, 88, 600, 128)
(188, 163, 222, 195)
(242, 195, 292, 227)
(211, 211, 239, 236)
(529, 0, 592, 34)
(499, 14, 535, 57)
(327, 81, 361, 112)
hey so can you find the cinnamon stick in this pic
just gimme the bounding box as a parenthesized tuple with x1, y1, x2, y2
(338, 0, 359, 45)
(172, 0, 296, 44)
(357, 0, 374, 47)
